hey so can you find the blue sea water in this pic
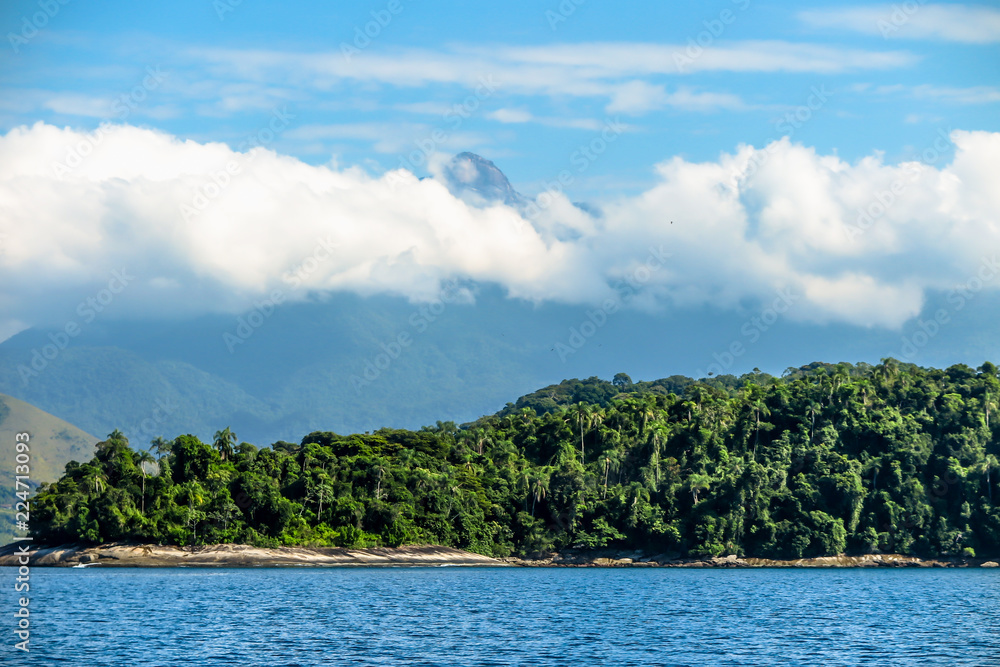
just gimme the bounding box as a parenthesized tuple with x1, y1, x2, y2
(1, 566, 999, 666)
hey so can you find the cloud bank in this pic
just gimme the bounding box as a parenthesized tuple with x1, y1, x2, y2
(0, 122, 998, 334)
(800, 4, 1000, 44)
(188, 40, 917, 115)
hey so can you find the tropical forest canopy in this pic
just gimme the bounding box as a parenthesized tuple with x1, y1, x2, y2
(28, 360, 1000, 559)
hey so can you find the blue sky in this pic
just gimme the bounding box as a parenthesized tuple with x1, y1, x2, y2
(0, 0, 999, 373)
(2, 0, 998, 196)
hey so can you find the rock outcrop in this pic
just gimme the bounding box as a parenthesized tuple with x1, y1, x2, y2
(500, 549, 996, 568)
(0, 542, 505, 568)
(4, 543, 996, 568)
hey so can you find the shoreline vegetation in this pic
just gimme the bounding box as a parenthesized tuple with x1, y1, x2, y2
(1, 542, 998, 569)
(15, 361, 1000, 563)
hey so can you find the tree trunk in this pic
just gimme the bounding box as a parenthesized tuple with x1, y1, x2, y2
(753, 410, 760, 460)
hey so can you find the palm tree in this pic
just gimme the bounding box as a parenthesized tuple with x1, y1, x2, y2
(637, 395, 657, 440)
(854, 378, 873, 411)
(602, 455, 612, 498)
(648, 422, 670, 486)
(831, 367, 850, 390)
(137, 450, 156, 514)
(627, 483, 651, 528)
(863, 456, 884, 490)
(517, 466, 532, 511)
(687, 385, 710, 413)
(600, 449, 627, 498)
(982, 454, 999, 502)
(806, 401, 821, 442)
(82, 466, 107, 496)
(589, 406, 606, 460)
(374, 463, 387, 501)
(313, 475, 332, 522)
(213, 427, 237, 462)
(572, 403, 595, 464)
(471, 428, 492, 455)
(150, 436, 172, 459)
(531, 472, 550, 517)
(744, 384, 771, 459)
(983, 390, 998, 430)
(95, 430, 129, 461)
(687, 474, 711, 504)
(873, 358, 899, 396)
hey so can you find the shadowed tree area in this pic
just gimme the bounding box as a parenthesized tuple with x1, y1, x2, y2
(28, 361, 1000, 559)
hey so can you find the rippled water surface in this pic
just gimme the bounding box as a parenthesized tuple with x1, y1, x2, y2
(3, 566, 999, 666)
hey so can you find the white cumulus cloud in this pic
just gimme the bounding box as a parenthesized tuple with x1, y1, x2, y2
(0, 122, 998, 335)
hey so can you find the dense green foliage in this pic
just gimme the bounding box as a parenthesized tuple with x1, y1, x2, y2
(29, 360, 1000, 559)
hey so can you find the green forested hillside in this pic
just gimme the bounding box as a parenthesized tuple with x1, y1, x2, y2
(28, 360, 1000, 559)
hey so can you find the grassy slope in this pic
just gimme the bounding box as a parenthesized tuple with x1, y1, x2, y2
(0, 393, 98, 545)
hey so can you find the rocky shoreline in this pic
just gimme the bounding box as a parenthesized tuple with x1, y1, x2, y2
(499, 549, 1000, 569)
(0, 542, 506, 568)
(1, 542, 998, 568)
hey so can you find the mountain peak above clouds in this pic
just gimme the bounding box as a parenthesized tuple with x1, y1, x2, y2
(442, 152, 603, 220)
(442, 152, 526, 207)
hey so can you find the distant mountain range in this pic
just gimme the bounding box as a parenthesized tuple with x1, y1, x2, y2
(1, 153, 997, 450)
(0, 289, 571, 447)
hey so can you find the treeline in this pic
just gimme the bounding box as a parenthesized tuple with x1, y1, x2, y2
(29, 360, 1000, 559)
